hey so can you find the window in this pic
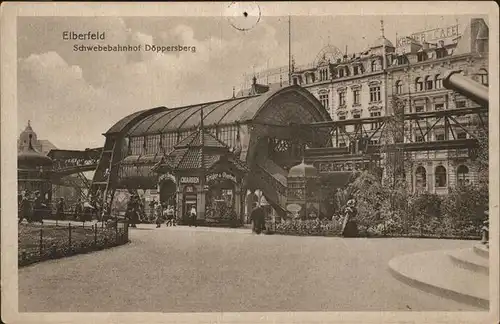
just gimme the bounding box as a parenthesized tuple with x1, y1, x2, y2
(339, 116, 346, 120)
(395, 80, 403, 94)
(456, 100, 466, 108)
(434, 103, 444, 111)
(319, 93, 329, 109)
(369, 86, 381, 102)
(338, 68, 344, 78)
(339, 92, 346, 106)
(293, 77, 298, 85)
(478, 69, 488, 86)
(415, 135, 425, 142)
(353, 114, 361, 119)
(319, 68, 329, 81)
(415, 105, 425, 112)
(436, 48, 447, 59)
(425, 76, 433, 90)
(353, 65, 360, 75)
(435, 75, 443, 89)
(417, 52, 427, 62)
(435, 165, 447, 187)
(436, 133, 445, 141)
(353, 89, 360, 104)
(371, 60, 378, 72)
(370, 112, 381, 129)
(415, 77, 424, 91)
(397, 55, 408, 65)
(415, 166, 427, 190)
(457, 132, 467, 139)
(217, 125, 239, 148)
(457, 165, 470, 186)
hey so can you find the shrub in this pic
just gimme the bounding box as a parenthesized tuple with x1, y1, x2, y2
(441, 184, 487, 237)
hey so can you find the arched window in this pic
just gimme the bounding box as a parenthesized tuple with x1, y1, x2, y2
(457, 165, 470, 186)
(478, 68, 488, 86)
(415, 166, 427, 190)
(395, 80, 403, 94)
(424, 76, 433, 90)
(435, 165, 447, 187)
(435, 74, 442, 89)
(371, 60, 378, 72)
(415, 77, 424, 92)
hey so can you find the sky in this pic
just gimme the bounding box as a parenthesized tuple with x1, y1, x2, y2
(17, 13, 485, 150)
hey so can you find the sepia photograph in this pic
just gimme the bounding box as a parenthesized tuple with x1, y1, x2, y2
(1, 2, 498, 324)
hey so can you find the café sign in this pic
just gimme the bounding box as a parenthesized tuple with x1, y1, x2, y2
(180, 176, 199, 184)
(396, 24, 460, 47)
(206, 172, 236, 183)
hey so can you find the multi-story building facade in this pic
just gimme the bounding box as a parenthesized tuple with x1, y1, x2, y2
(239, 17, 489, 195)
(386, 18, 489, 194)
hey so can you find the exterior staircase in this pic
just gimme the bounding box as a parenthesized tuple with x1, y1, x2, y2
(388, 244, 490, 309)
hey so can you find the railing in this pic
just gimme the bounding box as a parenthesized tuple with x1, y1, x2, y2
(254, 164, 287, 207)
(18, 220, 129, 267)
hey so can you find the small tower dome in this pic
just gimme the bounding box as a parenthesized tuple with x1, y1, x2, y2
(370, 36, 394, 49)
(18, 133, 53, 168)
(288, 159, 318, 178)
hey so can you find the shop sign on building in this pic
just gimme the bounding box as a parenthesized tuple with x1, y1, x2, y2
(180, 176, 199, 184)
(396, 24, 460, 47)
(205, 172, 236, 183)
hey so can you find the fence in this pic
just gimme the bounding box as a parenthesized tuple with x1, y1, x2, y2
(18, 220, 129, 267)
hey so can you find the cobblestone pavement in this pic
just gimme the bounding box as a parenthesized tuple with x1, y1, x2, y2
(18, 225, 481, 312)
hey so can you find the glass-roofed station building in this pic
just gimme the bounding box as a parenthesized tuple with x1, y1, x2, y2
(92, 84, 332, 224)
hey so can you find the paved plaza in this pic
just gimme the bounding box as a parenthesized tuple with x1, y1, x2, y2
(18, 226, 481, 312)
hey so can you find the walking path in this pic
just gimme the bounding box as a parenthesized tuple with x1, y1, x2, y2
(19, 226, 482, 312)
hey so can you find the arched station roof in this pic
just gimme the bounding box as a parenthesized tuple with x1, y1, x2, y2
(105, 85, 331, 137)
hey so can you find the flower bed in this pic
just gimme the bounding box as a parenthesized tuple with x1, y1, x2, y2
(18, 223, 129, 267)
(275, 219, 343, 237)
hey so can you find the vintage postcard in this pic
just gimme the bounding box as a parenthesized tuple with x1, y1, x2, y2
(1, 2, 498, 323)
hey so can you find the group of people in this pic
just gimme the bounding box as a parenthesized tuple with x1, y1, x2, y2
(18, 190, 47, 224)
(152, 201, 177, 228)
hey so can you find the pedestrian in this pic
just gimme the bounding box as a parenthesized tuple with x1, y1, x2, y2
(74, 198, 83, 221)
(342, 199, 358, 237)
(189, 205, 197, 227)
(56, 197, 65, 220)
(18, 192, 33, 224)
(155, 203, 164, 228)
(165, 205, 174, 226)
(32, 191, 44, 224)
(250, 204, 265, 234)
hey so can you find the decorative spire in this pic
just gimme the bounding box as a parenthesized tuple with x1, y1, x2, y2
(28, 133, 34, 150)
(380, 19, 385, 38)
(232, 86, 235, 98)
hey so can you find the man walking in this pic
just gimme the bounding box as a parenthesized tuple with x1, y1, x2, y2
(250, 203, 265, 234)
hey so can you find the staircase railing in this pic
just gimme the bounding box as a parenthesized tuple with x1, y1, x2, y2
(254, 163, 287, 208)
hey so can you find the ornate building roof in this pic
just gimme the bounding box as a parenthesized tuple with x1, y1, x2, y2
(153, 127, 247, 173)
(106, 85, 331, 138)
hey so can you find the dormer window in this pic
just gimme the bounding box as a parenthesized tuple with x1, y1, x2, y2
(417, 52, 428, 62)
(397, 55, 408, 65)
(371, 60, 378, 72)
(338, 68, 344, 78)
(436, 48, 447, 59)
(353, 65, 360, 75)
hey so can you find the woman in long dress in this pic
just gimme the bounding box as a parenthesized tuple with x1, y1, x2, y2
(342, 199, 358, 237)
